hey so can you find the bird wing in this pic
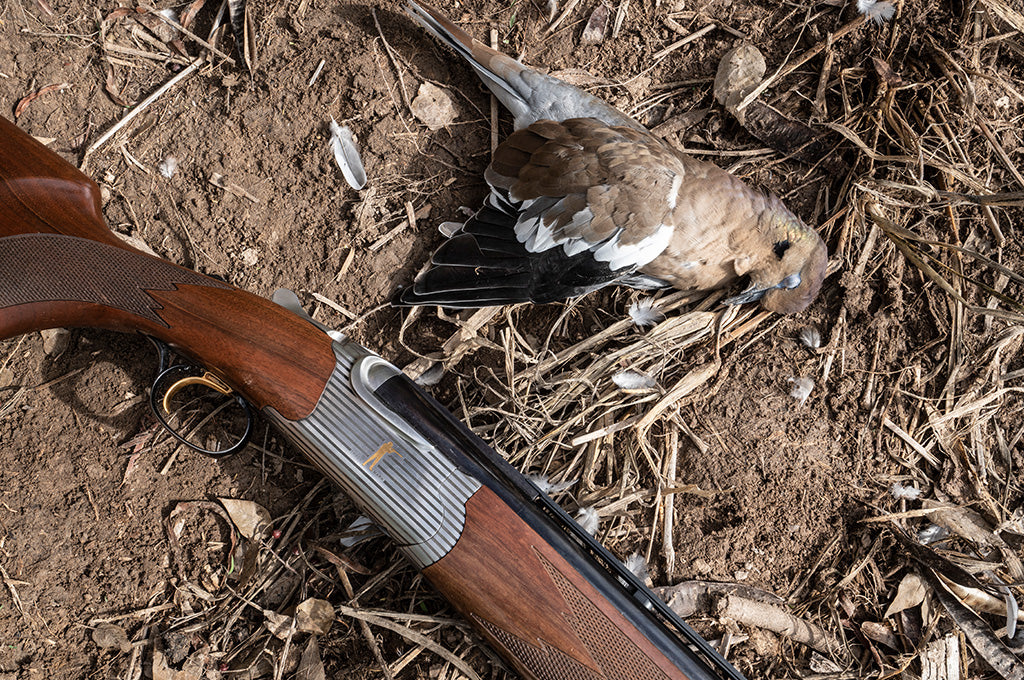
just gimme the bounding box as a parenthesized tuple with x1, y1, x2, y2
(396, 118, 685, 308)
(485, 118, 684, 271)
(395, 189, 636, 307)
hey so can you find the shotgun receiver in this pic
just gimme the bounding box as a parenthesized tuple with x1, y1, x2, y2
(0, 115, 746, 680)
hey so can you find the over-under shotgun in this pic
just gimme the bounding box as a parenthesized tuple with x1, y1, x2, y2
(0, 115, 745, 680)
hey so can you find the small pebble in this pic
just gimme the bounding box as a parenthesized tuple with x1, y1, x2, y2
(40, 328, 71, 357)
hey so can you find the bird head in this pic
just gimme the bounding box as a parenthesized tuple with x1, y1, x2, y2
(725, 209, 828, 315)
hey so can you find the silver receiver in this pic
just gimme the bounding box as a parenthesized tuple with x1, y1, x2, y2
(264, 340, 480, 567)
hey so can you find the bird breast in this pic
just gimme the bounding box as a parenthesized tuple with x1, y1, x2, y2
(640, 161, 778, 291)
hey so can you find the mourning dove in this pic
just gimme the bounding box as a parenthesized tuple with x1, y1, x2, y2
(396, 1, 827, 315)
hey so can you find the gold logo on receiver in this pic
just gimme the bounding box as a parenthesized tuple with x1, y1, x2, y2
(363, 441, 402, 470)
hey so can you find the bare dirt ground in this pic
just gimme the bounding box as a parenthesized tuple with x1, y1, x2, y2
(1, 0, 1023, 678)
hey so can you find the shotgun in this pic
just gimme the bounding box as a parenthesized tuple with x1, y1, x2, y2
(0, 115, 746, 680)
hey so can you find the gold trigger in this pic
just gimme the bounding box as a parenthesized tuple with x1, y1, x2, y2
(161, 372, 234, 414)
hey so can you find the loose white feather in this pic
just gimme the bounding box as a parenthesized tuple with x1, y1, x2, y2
(612, 369, 657, 392)
(158, 156, 178, 179)
(527, 473, 577, 495)
(337, 516, 381, 547)
(329, 118, 367, 191)
(628, 299, 664, 327)
(576, 506, 600, 535)
(857, 0, 896, 24)
(918, 524, 950, 545)
(890, 482, 922, 500)
(799, 326, 821, 349)
(623, 551, 649, 582)
(788, 376, 814, 406)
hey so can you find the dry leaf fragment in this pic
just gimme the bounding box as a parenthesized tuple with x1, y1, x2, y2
(713, 43, 834, 164)
(872, 56, 904, 87)
(329, 118, 367, 190)
(149, 8, 181, 44)
(713, 44, 765, 124)
(14, 82, 69, 118)
(884, 572, 928, 618)
(411, 82, 457, 130)
(218, 498, 271, 540)
(926, 501, 1024, 579)
(581, 3, 610, 44)
(180, 0, 207, 30)
(938, 574, 1024, 624)
(152, 649, 174, 680)
(295, 598, 335, 635)
(264, 609, 296, 639)
(265, 598, 335, 639)
(227, 0, 256, 71)
(92, 623, 132, 653)
(104, 7, 133, 22)
(104, 67, 129, 107)
(861, 620, 899, 649)
(297, 636, 327, 680)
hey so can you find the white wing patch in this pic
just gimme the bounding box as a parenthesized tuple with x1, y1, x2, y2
(493, 187, 674, 271)
(667, 174, 683, 210)
(592, 223, 673, 270)
(514, 198, 597, 256)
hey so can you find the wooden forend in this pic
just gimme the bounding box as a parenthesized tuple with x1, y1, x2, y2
(424, 485, 690, 680)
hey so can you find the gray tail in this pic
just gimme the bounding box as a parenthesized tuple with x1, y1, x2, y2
(405, 1, 528, 121)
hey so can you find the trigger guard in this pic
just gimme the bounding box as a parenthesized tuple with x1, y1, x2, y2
(150, 363, 255, 458)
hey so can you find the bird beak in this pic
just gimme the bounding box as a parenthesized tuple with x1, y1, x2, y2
(724, 283, 772, 306)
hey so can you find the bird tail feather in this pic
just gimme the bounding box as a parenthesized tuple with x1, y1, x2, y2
(406, 1, 530, 122)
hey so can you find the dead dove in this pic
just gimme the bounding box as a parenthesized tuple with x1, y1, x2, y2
(396, 1, 827, 315)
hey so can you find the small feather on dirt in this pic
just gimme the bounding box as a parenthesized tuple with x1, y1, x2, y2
(329, 118, 367, 191)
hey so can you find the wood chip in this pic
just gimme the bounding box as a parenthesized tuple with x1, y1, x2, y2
(209, 172, 259, 202)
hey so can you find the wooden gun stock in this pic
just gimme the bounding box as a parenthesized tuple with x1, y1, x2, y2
(0, 116, 334, 420)
(0, 116, 744, 680)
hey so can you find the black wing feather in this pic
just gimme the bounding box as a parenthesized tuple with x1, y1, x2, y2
(395, 195, 627, 308)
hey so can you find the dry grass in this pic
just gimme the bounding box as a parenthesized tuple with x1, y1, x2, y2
(5, 0, 1024, 677)
(394, 1, 1024, 678)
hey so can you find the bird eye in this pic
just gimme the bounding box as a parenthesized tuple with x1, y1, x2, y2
(778, 273, 801, 289)
(773, 240, 791, 259)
